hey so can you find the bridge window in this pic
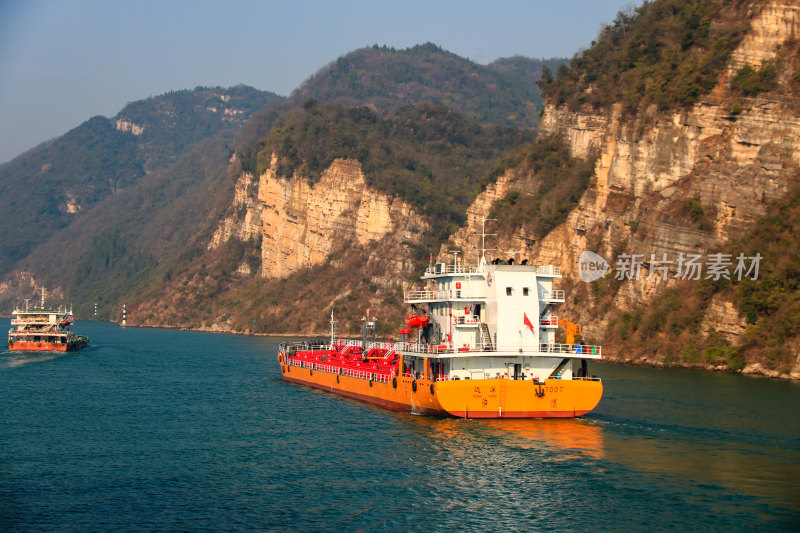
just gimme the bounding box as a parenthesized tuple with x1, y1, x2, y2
(506, 287, 512, 296)
(523, 287, 529, 296)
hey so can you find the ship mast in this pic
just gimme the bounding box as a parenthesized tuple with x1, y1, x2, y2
(479, 216, 496, 264)
(330, 310, 336, 347)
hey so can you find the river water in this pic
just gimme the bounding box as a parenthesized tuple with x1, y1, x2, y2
(1, 321, 798, 531)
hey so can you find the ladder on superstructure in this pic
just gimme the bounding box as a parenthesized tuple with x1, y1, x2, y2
(480, 323, 494, 351)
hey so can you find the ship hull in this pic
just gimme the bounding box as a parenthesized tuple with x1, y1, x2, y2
(280, 359, 602, 419)
(7, 338, 88, 352)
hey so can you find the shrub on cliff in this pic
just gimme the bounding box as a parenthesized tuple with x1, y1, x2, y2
(731, 183, 800, 372)
(732, 61, 779, 96)
(489, 135, 596, 239)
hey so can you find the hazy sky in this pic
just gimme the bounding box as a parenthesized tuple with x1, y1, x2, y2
(0, 0, 636, 164)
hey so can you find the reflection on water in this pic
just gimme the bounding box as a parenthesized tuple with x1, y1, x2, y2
(479, 418, 605, 460)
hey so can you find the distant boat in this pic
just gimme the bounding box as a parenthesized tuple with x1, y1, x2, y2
(7, 288, 89, 352)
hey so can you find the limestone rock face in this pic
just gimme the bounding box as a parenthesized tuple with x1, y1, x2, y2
(208, 168, 261, 249)
(444, 170, 513, 264)
(727, 2, 800, 72)
(115, 119, 144, 135)
(210, 156, 426, 280)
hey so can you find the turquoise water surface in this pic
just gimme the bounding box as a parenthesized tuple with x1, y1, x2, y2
(1, 321, 798, 531)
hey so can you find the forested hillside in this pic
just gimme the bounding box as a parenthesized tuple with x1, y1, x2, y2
(0, 86, 278, 311)
(294, 43, 559, 129)
(114, 85, 274, 171)
(241, 101, 533, 237)
(236, 44, 563, 151)
(0, 117, 143, 273)
(539, 0, 750, 114)
(116, 45, 563, 329)
(20, 134, 243, 317)
(488, 135, 596, 240)
(600, 182, 800, 374)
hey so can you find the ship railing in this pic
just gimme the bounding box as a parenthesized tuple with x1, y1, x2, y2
(454, 315, 480, 325)
(336, 338, 359, 348)
(283, 355, 601, 383)
(540, 289, 565, 302)
(8, 330, 72, 337)
(539, 343, 601, 356)
(425, 263, 482, 276)
(536, 265, 562, 275)
(397, 341, 464, 354)
(340, 368, 393, 383)
(432, 374, 600, 382)
(283, 356, 395, 384)
(396, 340, 601, 357)
(333, 338, 397, 353)
(399, 341, 494, 354)
(540, 315, 558, 326)
(405, 290, 485, 302)
(278, 340, 328, 353)
(11, 317, 56, 324)
(364, 340, 396, 352)
(397, 341, 476, 354)
(422, 264, 560, 276)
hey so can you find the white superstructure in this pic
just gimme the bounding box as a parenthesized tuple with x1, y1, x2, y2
(399, 256, 600, 382)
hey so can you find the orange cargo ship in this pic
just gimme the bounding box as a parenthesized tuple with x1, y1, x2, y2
(279, 240, 602, 418)
(7, 288, 89, 352)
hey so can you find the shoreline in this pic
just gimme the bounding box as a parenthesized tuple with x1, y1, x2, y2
(112, 321, 800, 381)
(601, 354, 800, 381)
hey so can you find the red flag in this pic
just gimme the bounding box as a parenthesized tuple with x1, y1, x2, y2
(523, 312, 534, 333)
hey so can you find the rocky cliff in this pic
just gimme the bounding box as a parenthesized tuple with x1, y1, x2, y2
(210, 156, 426, 282)
(443, 0, 800, 377)
(128, 155, 426, 334)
